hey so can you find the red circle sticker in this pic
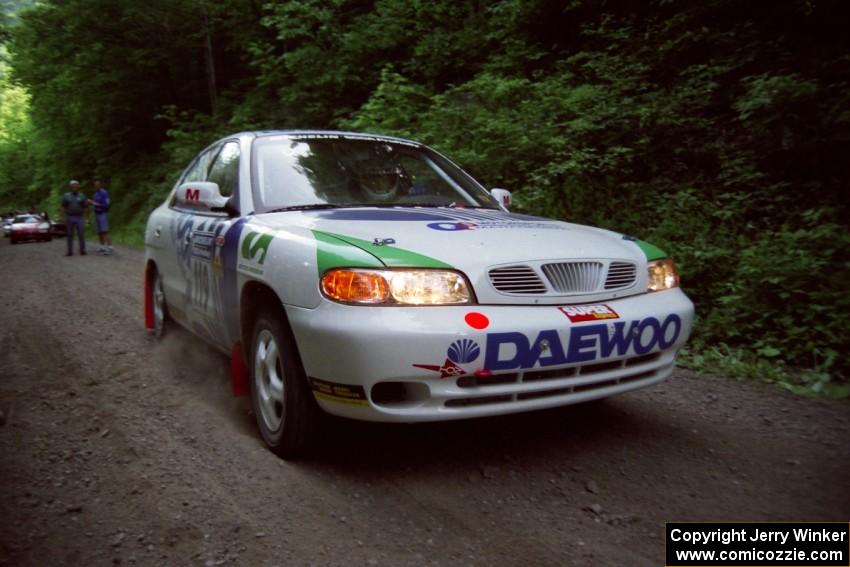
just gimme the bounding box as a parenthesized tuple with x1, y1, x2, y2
(465, 312, 490, 330)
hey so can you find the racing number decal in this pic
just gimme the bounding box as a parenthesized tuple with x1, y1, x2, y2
(190, 261, 210, 310)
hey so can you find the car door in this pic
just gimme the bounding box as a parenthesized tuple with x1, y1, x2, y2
(193, 140, 242, 349)
(158, 144, 218, 337)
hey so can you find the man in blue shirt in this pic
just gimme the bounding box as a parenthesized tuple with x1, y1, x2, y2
(90, 178, 112, 255)
(61, 180, 88, 256)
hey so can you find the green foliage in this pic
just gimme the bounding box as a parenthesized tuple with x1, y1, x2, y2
(0, 0, 847, 393)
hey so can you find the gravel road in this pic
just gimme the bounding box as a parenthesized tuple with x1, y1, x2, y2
(1, 237, 848, 566)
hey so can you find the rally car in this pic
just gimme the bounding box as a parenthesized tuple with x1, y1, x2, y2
(9, 214, 52, 244)
(144, 131, 694, 457)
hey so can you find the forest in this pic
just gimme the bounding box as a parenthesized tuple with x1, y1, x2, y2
(0, 0, 847, 394)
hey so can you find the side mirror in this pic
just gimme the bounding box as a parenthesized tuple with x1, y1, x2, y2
(175, 182, 229, 212)
(490, 188, 512, 211)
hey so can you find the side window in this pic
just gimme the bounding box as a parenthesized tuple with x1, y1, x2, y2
(206, 141, 240, 197)
(182, 148, 216, 184)
(170, 147, 217, 208)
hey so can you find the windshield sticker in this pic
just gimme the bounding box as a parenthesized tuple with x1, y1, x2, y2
(304, 208, 564, 229)
(292, 134, 420, 147)
(426, 220, 563, 231)
(560, 304, 620, 323)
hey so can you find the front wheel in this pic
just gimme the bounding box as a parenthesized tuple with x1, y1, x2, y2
(250, 313, 322, 458)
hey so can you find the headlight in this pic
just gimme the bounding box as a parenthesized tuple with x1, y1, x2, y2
(321, 269, 471, 305)
(647, 259, 680, 292)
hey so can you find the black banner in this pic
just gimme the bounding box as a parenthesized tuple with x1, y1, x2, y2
(665, 522, 849, 567)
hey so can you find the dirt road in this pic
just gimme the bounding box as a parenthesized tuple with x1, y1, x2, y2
(1, 237, 848, 566)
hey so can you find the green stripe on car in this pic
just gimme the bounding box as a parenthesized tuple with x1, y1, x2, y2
(312, 230, 384, 275)
(634, 239, 667, 261)
(313, 230, 453, 270)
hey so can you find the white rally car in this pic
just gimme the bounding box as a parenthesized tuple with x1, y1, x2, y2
(144, 131, 694, 457)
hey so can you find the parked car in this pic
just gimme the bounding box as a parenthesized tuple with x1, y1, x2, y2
(50, 218, 67, 236)
(9, 214, 52, 244)
(144, 131, 694, 457)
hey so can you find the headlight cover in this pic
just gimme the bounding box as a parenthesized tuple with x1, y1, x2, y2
(646, 258, 680, 292)
(321, 268, 472, 305)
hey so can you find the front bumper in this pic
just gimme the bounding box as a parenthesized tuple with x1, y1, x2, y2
(12, 229, 51, 241)
(286, 288, 694, 422)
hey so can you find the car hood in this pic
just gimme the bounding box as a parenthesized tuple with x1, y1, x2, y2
(257, 207, 654, 305)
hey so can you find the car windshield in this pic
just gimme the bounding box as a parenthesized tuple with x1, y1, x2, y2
(14, 215, 39, 223)
(251, 134, 499, 213)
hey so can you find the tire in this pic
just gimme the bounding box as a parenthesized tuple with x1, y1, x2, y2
(249, 312, 322, 458)
(151, 270, 169, 339)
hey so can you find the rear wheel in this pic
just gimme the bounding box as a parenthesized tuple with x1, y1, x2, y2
(249, 312, 322, 458)
(152, 271, 168, 338)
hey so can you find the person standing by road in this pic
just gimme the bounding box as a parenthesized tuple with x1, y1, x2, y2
(90, 178, 112, 255)
(61, 180, 88, 256)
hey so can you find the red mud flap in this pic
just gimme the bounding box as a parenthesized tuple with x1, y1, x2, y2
(231, 342, 249, 397)
(144, 267, 154, 329)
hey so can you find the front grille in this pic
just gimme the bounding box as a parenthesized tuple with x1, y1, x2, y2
(488, 265, 547, 294)
(541, 262, 604, 293)
(449, 369, 660, 407)
(455, 352, 663, 389)
(604, 261, 638, 290)
(490, 260, 638, 296)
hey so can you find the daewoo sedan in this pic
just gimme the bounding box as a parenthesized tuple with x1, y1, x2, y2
(144, 131, 694, 457)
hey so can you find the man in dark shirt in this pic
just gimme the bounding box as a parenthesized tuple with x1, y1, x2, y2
(61, 180, 88, 256)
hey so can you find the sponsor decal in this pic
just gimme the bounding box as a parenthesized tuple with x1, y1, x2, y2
(185, 188, 200, 201)
(309, 377, 369, 406)
(412, 339, 480, 379)
(485, 314, 682, 371)
(190, 230, 216, 261)
(559, 304, 619, 323)
(413, 359, 467, 379)
(427, 221, 478, 231)
(412, 313, 682, 377)
(447, 339, 481, 364)
(211, 253, 223, 278)
(238, 230, 273, 275)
